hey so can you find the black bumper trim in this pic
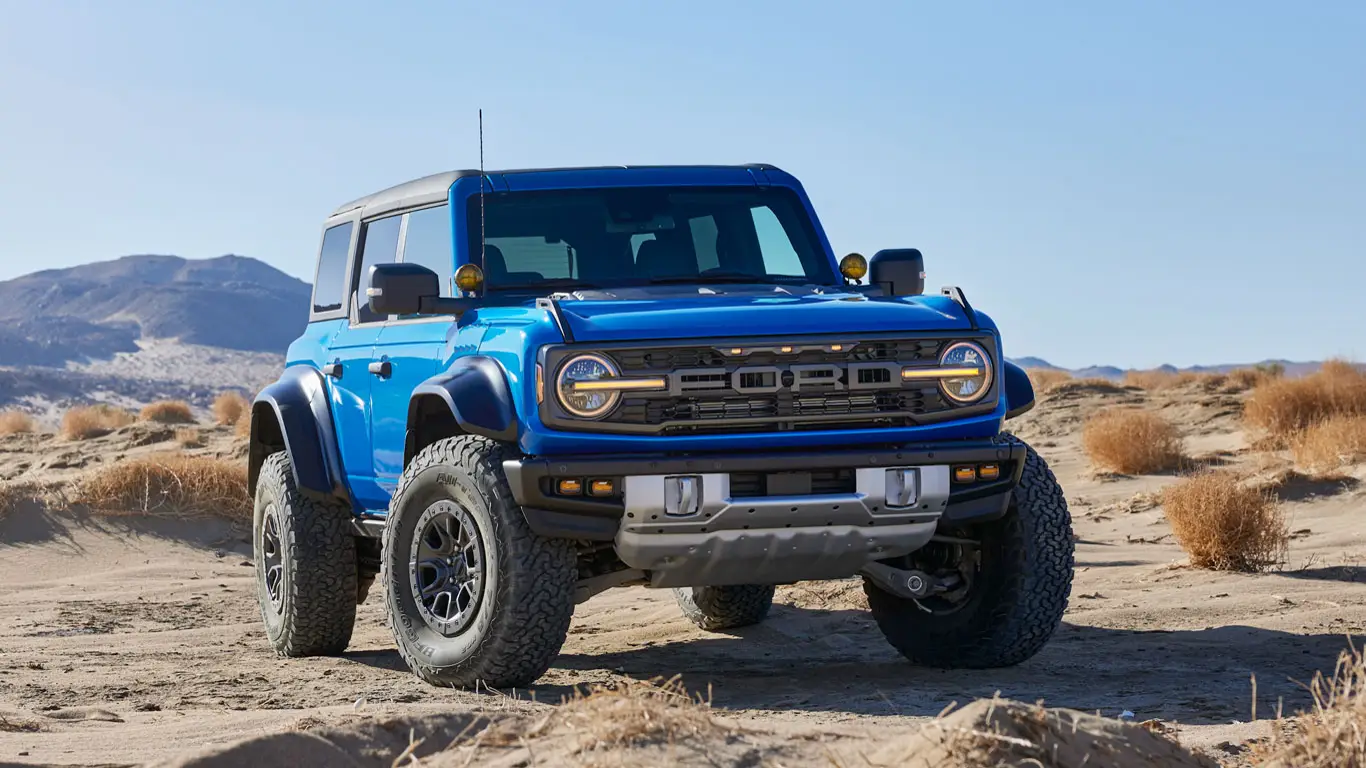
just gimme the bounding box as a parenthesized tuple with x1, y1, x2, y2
(505, 438, 1025, 540)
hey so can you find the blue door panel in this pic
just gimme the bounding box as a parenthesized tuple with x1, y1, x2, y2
(325, 323, 387, 510)
(367, 319, 451, 511)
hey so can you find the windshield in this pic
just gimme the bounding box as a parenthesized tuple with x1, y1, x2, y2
(465, 186, 836, 290)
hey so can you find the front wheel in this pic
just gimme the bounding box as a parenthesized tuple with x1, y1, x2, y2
(864, 441, 1074, 668)
(382, 436, 577, 688)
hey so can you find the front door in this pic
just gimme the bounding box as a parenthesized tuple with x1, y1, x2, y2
(369, 321, 448, 502)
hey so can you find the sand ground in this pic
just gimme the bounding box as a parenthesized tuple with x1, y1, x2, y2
(1, 381, 1363, 766)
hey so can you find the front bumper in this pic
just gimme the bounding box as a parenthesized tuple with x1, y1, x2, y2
(505, 439, 1025, 586)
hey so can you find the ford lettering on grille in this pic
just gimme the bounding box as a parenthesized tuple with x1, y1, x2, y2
(669, 363, 903, 396)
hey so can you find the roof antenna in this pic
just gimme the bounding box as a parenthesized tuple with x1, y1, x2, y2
(478, 108, 486, 275)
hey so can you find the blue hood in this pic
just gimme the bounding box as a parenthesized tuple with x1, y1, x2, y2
(552, 286, 977, 343)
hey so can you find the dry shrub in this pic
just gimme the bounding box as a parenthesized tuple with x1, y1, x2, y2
(1124, 369, 1186, 390)
(60, 404, 135, 440)
(139, 400, 196, 425)
(1026, 368, 1073, 394)
(213, 391, 248, 426)
(1291, 415, 1366, 475)
(0, 410, 35, 435)
(1255, 644, 1366, 768)
(175, 428, 205, 449)
(1226, 367, 1274, 392)
(72, 454, 250, 520)
(1245, 359, 1366, 438)
(0, 483, 33, 521)
(234, 407, 252, 438)
(1161, 470, 1286, 571)
(1082, 408, 1184, 474)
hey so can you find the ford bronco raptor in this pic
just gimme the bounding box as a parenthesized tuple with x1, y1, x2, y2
(246, 164, 1074, 688)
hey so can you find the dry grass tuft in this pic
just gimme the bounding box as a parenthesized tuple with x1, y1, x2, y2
(1244, 359, 1366, 438)
(139, 400, 196, 425)
(461, 676, 730, 759)
(0, 483, 35, 521)
(60, 404, 135, 440)
(175, 428, 205, 449)
(1161, 470, 1287, 571)
(0, 410, 35, 435)
(1124, 369, 1193, 390)
(1255, 644, 1366, 767)
(1082, 408, 1184, 474)
(212, 391, 249, 426)
(72, 454, 250, 520)
(1026, 368, 1073, 394)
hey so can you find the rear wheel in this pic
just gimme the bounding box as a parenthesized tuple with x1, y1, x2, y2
(253, 452, 358, 656)
(673, 585, 775, 631)
(865, 442, 1073, 668)
(383, 436, 577, 688)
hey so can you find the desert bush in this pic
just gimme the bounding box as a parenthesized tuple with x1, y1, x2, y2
(72, 454, 250, 520)
(139, 400, 196, 425)
(1082, 408, 1184, 474)
(60, 404, 135, 440)
(1161, 470, 1286, 571)
(1291, 415, 1366, 475)
(1123, 369, 1183, 390)
(175, 428, 205, 449)
(1226, 367, 1275, 391)
(0, 410, 35, 435)
(212, 391, 248, 426)
(1244, 359, 1366, 438)
(1255, 645, 1366, 767)
(1025, 368, 1072, 394)
(234, 407, 252, 438)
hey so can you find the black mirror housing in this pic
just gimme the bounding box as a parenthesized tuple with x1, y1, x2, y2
(870, 249, 925, 297)
(367, 263, 440, 316)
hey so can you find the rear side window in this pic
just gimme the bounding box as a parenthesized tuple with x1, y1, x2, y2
(400, 205, 453, 297)
(354, 214, 402, 323)
(311, 222, 353, 314)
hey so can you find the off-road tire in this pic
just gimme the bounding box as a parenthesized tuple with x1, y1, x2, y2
(253, 452, 358, 656)
(673, 585, 775, 631)
(865, 440, 1073, 668)
(383, 436, 577, 688)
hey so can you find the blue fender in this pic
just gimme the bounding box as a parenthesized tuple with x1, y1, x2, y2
(1002, 361, 1035, 421)
(247, 365, 347, 500)
(405, 356, 518, 465)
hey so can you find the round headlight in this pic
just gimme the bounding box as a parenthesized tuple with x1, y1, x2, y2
(939, 341, 992, 404)
(556, 353, 622, 418)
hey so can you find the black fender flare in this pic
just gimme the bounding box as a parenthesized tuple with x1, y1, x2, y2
(1002, 361, 1036, 421)
(247, 365, 347, 500)
(405, 356, 518, 465)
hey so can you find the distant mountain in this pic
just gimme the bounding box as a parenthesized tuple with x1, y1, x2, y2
(1008, 357, 1329, 379)
(0, 255, 310, 365)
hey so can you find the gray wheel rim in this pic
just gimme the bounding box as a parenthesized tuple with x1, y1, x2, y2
(409, 500, 485, 636)
(262, 503, 284, 610)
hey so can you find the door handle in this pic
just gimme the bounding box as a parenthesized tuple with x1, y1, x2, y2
(322, 362, 342, 379)
(368, 360, 392, 378)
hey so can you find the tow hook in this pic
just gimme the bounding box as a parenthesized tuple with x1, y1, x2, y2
(861, 562, 952, 600)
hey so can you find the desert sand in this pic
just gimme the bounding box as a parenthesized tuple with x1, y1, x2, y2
(1, 379, 1363, 766)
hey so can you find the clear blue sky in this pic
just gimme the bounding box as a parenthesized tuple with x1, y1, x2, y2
(1, 1, 1362, 369)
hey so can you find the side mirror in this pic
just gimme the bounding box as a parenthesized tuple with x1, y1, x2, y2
(870, 249, 925, 297)
(366, 263, 440, 315)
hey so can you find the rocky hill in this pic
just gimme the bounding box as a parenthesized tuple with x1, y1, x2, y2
(0, 254, 310, 362)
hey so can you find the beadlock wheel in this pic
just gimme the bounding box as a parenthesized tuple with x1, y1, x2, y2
(410, 501, 486, 636)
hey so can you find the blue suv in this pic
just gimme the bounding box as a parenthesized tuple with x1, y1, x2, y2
(246, 164, 1074, 688)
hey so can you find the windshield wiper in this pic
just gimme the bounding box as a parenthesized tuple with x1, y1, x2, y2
(490, 278, 603, 292)
(644, 272, 804, 285)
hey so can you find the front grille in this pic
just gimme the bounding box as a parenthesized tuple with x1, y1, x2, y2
(544, 335, 992, 434)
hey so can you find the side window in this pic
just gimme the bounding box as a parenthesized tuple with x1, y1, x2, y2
(353, 214, 402, 323)
(687, 216, 720, 271)
(750, 205, 804, 276)
(311, 222, 353, 314)
(400, 205, 453, 297)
